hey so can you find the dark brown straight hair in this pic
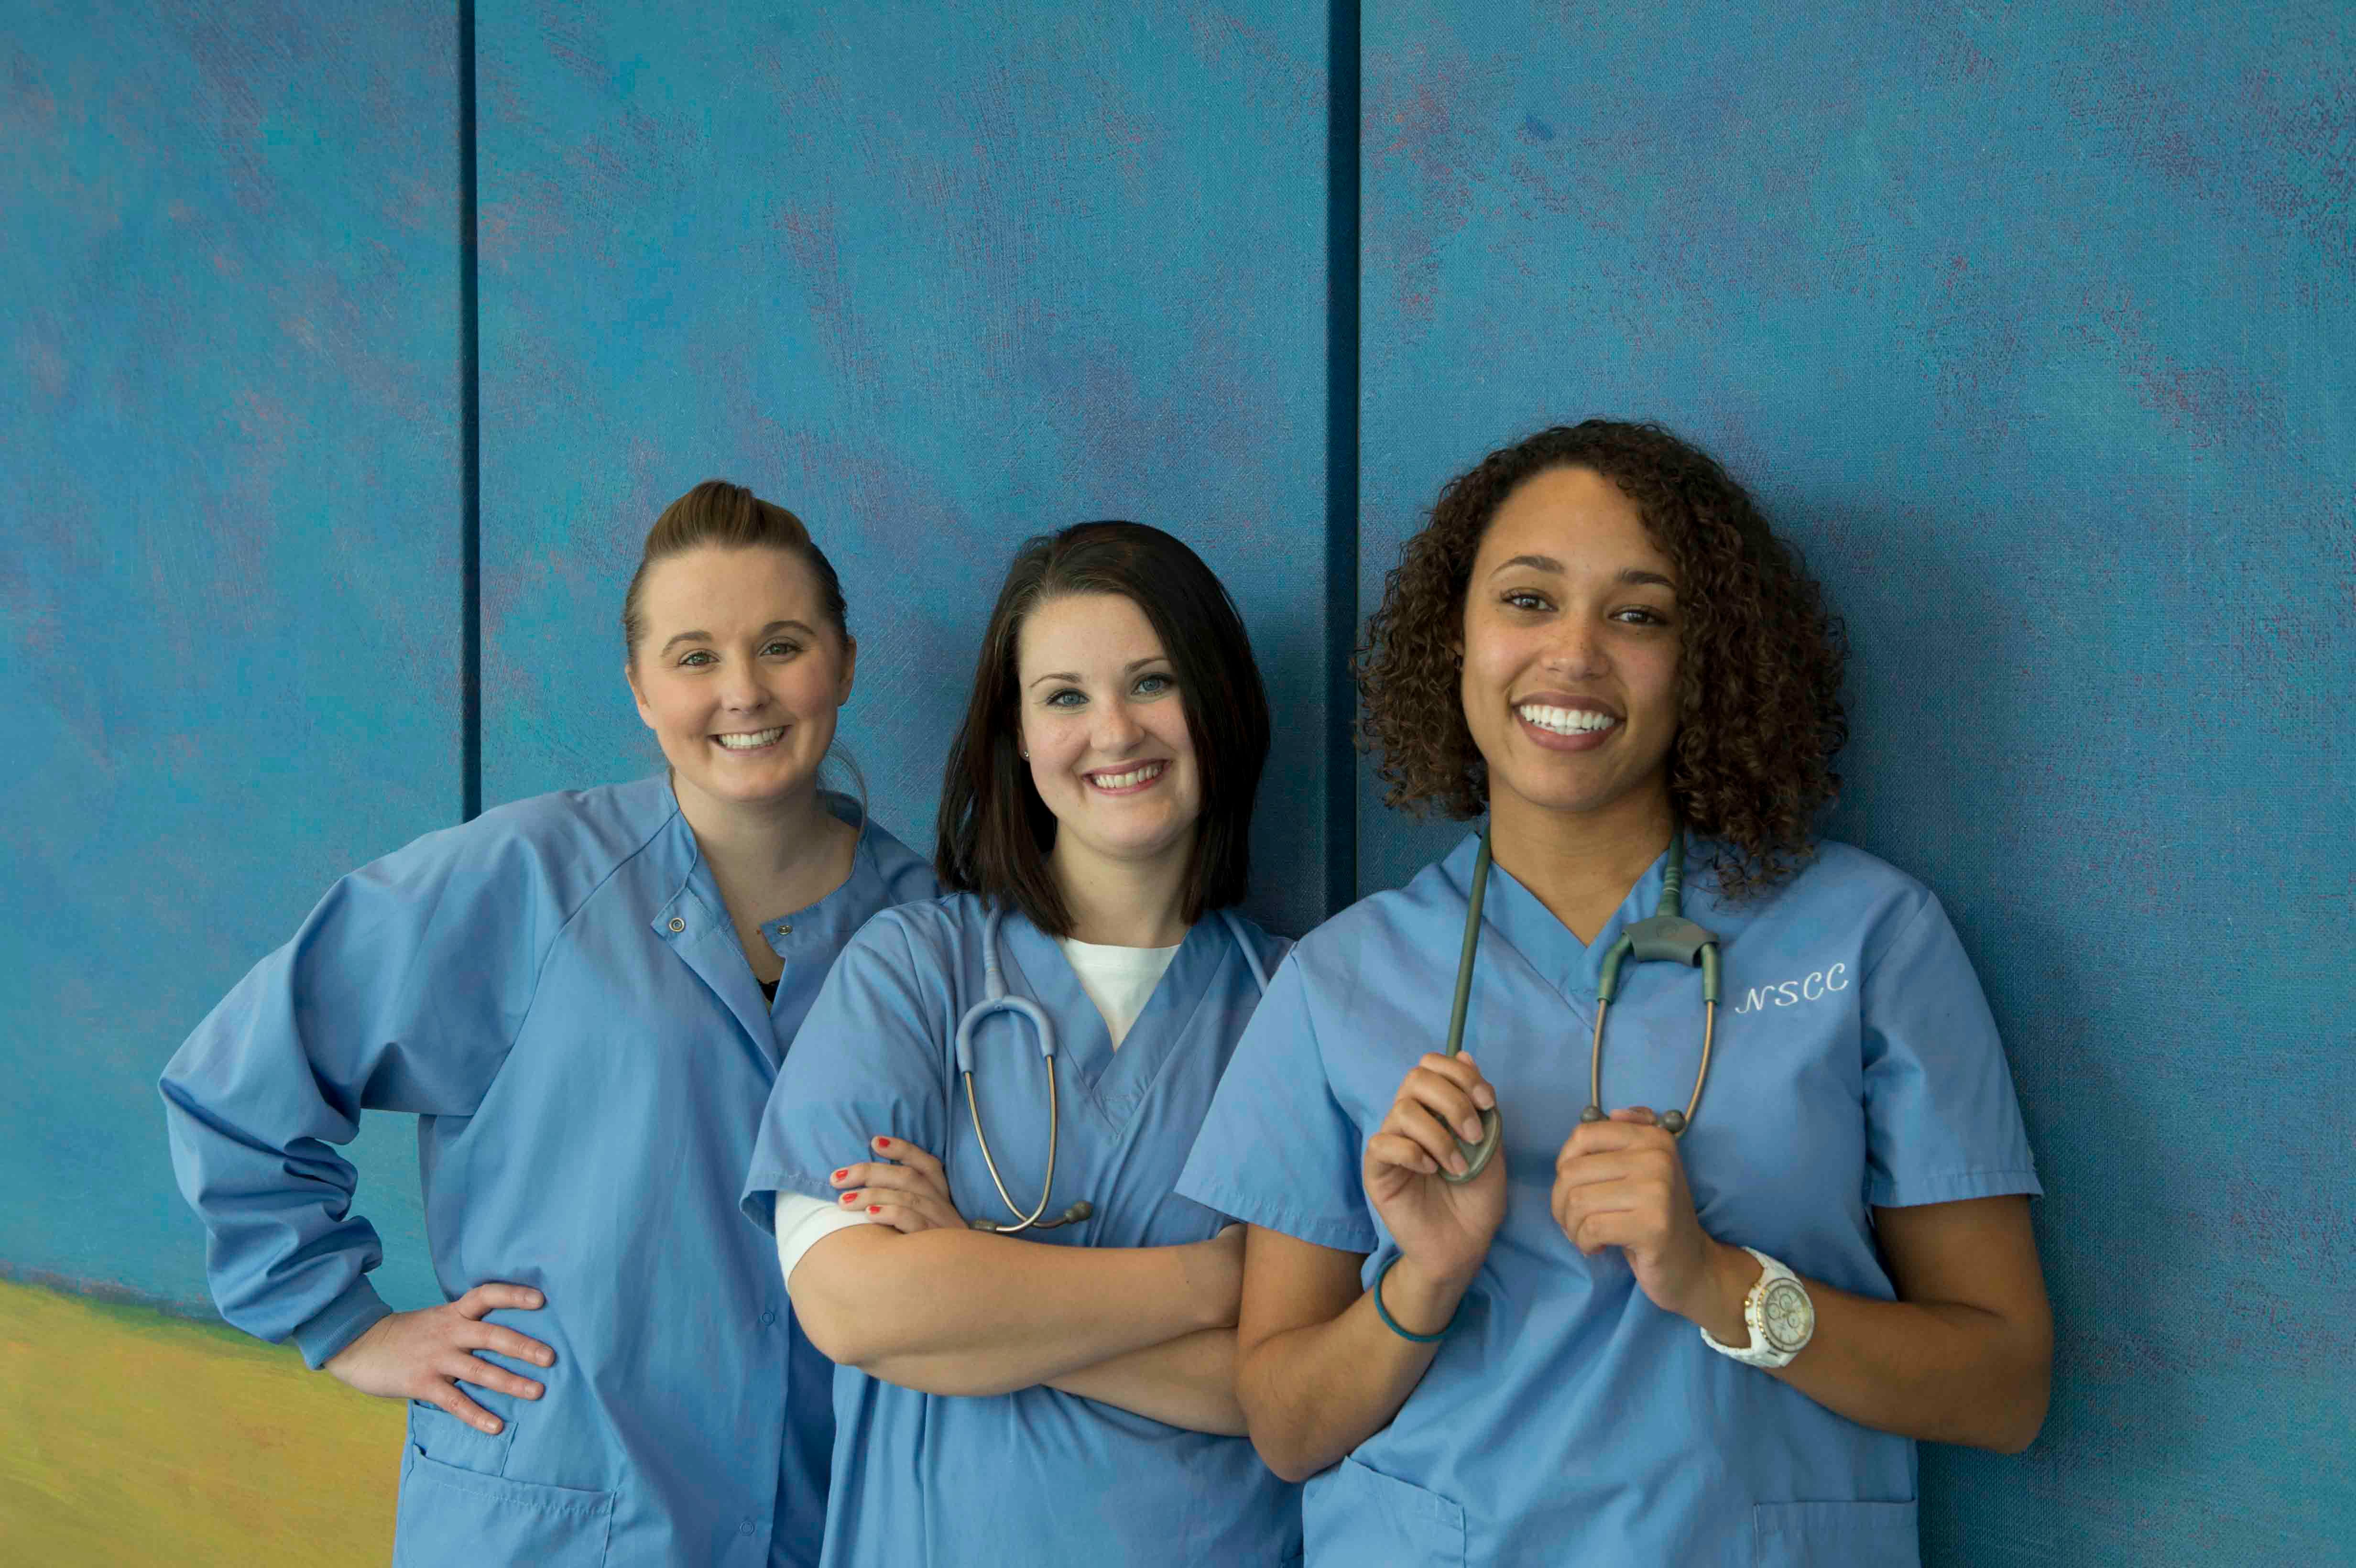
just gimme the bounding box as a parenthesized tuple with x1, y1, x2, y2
(936, 522, 1269, 936)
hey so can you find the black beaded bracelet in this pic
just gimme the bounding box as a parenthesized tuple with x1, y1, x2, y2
(1371, 1253, 1453, 1343)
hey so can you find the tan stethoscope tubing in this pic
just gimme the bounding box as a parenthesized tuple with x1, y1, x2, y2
(963, 1049, 1081, 1233)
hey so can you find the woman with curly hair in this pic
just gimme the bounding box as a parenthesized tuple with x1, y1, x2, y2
(1176, 421, 2050, 1567)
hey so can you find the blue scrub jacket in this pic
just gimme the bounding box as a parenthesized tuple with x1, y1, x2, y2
(1178, 834, 2041, 1568)
(160, 775, 936, 1568)
(743, 895, 1305, 1567)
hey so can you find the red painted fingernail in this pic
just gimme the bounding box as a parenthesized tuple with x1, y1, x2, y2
(873, 1137, 890, 1149)
(867, 1205, 881, 1214)
(840, 1192, 859, 1205)
(832, 1169, 847, 1182)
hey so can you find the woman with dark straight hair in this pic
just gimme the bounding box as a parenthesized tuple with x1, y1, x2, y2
(935, 521, 1265, 935)
(742, 522, 1302, 1566)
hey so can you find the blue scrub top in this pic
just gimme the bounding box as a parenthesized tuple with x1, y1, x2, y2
(160, 775, 937, 1568)
(742, 894, 1304, 1568)
(1176, 834, 2040, 1568)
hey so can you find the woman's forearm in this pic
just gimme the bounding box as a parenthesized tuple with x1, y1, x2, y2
(792, 1226, 1238, 1396)
(1045, 1328, 1247, 1435)
(1691, 1239, 2051, 1452)
(1237, 1253, 1468, 1483)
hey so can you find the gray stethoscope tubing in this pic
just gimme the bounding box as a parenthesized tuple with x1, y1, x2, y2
(1439, 824, 1722, 1186)
(957, 906, 1269, 1232)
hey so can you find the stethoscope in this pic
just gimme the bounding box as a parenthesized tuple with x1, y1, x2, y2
(1439, 824, 1723, 1184)
(957, 906, 1271, 1233)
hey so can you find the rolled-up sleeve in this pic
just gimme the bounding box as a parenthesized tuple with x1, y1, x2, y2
(159, 822, 555, 1366)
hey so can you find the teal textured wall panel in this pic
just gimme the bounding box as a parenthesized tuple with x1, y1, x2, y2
(475, 3, 1335, 936)
(0, 2, 460, 1314)
(4, 7, 2347, 1556)
(1357, 3, 2354, 1561)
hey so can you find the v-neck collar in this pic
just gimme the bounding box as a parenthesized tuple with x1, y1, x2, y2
(1440, 828, 1676, 1009)
(997, 909, 1226, 1129)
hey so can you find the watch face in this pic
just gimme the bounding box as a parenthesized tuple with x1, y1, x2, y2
(1760, 1279, 1813, 1352)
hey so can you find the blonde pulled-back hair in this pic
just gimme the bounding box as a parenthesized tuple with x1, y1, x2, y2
(621, 479, 849, 664)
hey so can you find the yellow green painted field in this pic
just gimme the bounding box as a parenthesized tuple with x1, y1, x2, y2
(0, 1278, 401, 1563)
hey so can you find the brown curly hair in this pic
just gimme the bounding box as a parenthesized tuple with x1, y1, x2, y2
(1355, 420, 1847, 902)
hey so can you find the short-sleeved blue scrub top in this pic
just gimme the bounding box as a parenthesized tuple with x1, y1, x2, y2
(742, 894, 1304, 1567)
(1176, 833, 2040, 1568)
(160, 776, 937, 1567)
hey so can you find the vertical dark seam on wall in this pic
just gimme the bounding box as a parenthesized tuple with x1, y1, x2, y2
(1324, 0, 1362, 916)
(459, 0, 482, 821)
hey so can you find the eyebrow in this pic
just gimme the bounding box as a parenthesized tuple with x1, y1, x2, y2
(1026, 654, 1172, 688)
(657, 619, 814, 656)
(1489, 554, 1675, 590)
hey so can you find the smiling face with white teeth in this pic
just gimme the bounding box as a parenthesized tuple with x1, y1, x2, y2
(1017, 591, 1202, 880)
(626, 544, 855, 818)
(1460, 465, 1682, 830)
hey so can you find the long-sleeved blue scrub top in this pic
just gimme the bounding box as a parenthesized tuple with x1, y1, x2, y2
(1176, 834, 2041, 1568)
(740, 895, 1305, 1567)
(159, 776, 937, 1568)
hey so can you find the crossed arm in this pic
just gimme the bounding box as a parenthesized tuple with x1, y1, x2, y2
(782, 1137, 1249, 1435)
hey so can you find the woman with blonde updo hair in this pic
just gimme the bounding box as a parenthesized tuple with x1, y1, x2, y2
(163, 480, 937, 1566)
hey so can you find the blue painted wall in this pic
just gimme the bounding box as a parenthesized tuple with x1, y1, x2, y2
(473, 2, 1336, 939)
(1358, 2, 2354, 1561)
(0, 0, 460, 1315)
(4, 4, 2348, 1563)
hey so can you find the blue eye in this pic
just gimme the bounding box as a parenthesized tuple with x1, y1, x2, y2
(1134, 672, 1175, 697)
(1045, 688, 1086, 709)
(678, 650, 716, 667)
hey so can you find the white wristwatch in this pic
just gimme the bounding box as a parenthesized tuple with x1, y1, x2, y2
(1699, 1247, 1815, 1369)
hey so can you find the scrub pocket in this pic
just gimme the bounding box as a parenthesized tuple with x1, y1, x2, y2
(1752, 1500, 1919, 1567)
(1303, 1457, 1466, 1567)
(394, 1404, 616, 1567)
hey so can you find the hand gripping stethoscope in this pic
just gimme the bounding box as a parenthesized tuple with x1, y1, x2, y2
(1438, 824, 1723, 1184)
(957, 906, 1271, 1232)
